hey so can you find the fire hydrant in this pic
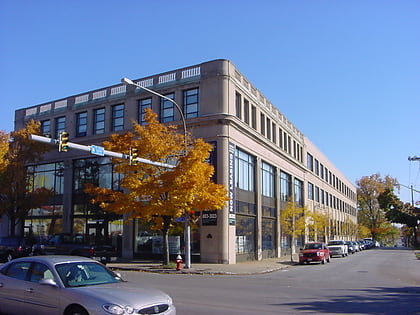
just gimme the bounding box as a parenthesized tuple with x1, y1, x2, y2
(175, 255, 183, 270)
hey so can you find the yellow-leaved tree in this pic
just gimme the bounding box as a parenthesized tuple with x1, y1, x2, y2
(0, 120, 53, 236)
(307, 211, 329, 242)
(280, 201, 307, 262)
(85, 109, 229, 265)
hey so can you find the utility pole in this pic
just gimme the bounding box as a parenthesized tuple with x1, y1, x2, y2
(408, 156, 420, 206)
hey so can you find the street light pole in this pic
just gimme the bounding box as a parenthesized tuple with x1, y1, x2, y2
(121, 77, 191, 269)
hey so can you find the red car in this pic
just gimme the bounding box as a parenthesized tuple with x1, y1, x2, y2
(299, 242, 331, 265)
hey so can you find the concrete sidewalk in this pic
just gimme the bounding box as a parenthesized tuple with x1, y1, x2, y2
(107, 255, 299, 275)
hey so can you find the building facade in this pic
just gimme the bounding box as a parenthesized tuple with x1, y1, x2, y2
(14, 59, 357, 264)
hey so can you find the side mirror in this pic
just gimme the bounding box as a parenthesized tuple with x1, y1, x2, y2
(39, 278, 58, 287)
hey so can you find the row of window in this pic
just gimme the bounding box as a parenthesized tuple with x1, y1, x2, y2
(39, 88, 199, 138)
(306, 153, 356, 201)
(307, 182, 356, 216)
(235, 92, 304, 163)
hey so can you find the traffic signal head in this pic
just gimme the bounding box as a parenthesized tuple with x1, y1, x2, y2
(130, 147, 138, 165)
(59, 131, 69, 152)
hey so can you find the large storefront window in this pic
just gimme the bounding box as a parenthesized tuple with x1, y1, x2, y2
(236, 201, 256, 260)
(294, 178, 304, 207)
(261, 161, 274, 197)
(28, 162, 64, 195)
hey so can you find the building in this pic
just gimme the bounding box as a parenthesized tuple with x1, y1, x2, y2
(14, 59, 357, 264)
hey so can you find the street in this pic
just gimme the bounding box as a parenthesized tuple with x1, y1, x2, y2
(121, 248, 420, 315)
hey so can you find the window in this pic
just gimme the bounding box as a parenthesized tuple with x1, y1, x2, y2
(235, 92, 242, 119)
(314, 159, 319, 176)
(28, 162, 64, 195)
(261, 162, 274, 197)
(266, 117, 271, 140)
(272, 122, 276, 143)
(280, 171, 292, 202)
(251, 105, 257, 129)
(76, 111, 87, 137)
(40, 120, 51, 137)
(160, 93, 175, 123)
(93, 108, 105, 135)
(260, 113, 265, 136)
(184, 88, 198, 118)
(307, 153, 314, 171)
(235, 148, 255, 191)
(308, 182, 314, 200)
(55, 116, 66, 137)
(112, 104, 124, 131)
(138, 98, 152, 125)
(243, 99, 249, 124)
(294, 178, 303, 206)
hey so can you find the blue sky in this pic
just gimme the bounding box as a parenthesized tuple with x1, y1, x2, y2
(1, 0, 419, 203)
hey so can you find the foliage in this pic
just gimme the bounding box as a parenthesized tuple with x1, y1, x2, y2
(85, 109, 229, 264)
(280, 201, 306, 262)
(0, 120, 53, 236)
(306, 211, 329, 241)
(356, 173, 396, 240)
(378, 188, 418, 246)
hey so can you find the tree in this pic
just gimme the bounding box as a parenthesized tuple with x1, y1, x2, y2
(0, 121, 52, 236)
(356, 173, 396, 241)
(307, 211, 329, 242)
(378, 188, 418, 246)
(85, 109, 229, 265)
(280, 201, 306, 262)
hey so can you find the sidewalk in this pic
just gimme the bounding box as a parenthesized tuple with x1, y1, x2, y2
(107, 255, 299, 275)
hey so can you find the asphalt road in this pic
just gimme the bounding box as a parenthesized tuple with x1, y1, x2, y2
(121, 248, 420, 315)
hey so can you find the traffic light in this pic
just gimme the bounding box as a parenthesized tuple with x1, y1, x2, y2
(59, 131, 69, 152)
(130, 147, 138, 165)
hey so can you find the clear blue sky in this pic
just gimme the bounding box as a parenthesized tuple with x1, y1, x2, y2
(1, 0, 419, 203)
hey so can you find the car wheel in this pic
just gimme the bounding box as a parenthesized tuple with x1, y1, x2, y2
(66, 305, 88, 315)
(299, 261, 304, 265)
(321, 258, 326, 264)
(327, 257, 330, 263)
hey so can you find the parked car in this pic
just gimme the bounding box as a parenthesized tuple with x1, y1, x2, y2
(299, 242, 331, 265)
(345, 241, 356, 254)
(327, 240, 348, 257)
(34, 233, 117, 264)
(0, 255, 176, 315)
(0, 237, 32, 262)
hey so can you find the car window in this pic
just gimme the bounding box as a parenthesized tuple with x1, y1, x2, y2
(3, 261, 31, 281)
(30, 263, 55, 283)
(56, 262, 120, 288)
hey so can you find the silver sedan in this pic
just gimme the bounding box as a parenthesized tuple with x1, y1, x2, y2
(0, 255, 175, 315)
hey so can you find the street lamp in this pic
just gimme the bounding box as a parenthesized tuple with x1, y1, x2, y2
(121, 77, 191, 268)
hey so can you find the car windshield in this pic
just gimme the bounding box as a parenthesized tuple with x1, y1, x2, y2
(55, 262, 122, 288)
(303, 243, 322, 250)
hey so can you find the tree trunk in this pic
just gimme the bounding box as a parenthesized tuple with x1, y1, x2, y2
(162, 216, 172, 266)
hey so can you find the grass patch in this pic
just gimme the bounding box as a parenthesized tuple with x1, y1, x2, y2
(415, 252, 420, 260)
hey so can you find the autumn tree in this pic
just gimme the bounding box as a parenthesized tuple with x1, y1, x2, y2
(280, 201, 306, 262)
(356, 173, 396, 241)
(307, 211, 329, 242)
(85, 109, 228, 265)
(0, 121, 52, 236)
(378, 188, 418, 246)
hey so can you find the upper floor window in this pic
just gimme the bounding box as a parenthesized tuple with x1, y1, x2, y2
(243, 99, 249, 124)
(251, 105, 257, 130)
(184, 88, 198, 119)
(94, 108, 105, 135)
(260, 113, 265, 136)
(235, 92, 242, 119)
(112, 104, 124, 131)
(76, 111, 87, 137)
(261, 161, 275, 197)
(307, 153, 314, 171)
(280, 171, 292, 202)
(160, 93, 175, 123)
(40, 120, 51, 137)
(55, 116, 66, 137)
(235, 148, 255, 192)
(138, 98, 152, 125)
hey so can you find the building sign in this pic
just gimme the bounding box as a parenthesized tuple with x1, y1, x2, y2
(228, 143, 236, 225)
(202, 210, 218, 226)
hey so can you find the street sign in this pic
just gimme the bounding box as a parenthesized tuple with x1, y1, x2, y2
(90, 145, 105, 156)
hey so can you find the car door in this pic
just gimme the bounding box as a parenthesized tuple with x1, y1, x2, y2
(22, 262, 60, 315)
(0, 261, 31, 314)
